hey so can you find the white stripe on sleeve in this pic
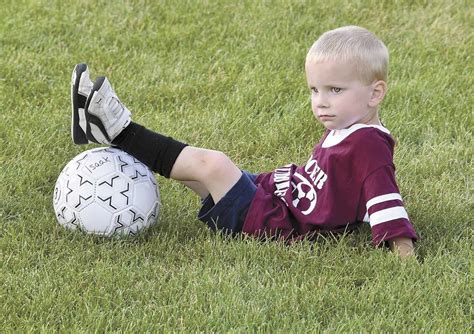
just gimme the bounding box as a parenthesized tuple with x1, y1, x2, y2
(363, 212, 369, 223)
(369, 207, 409, 227)
(366, 193, 402, 210)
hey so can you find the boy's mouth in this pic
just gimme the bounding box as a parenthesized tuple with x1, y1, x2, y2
(318, 114, 335, 120)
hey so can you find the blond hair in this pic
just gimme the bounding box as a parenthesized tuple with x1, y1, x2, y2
(307, 26, 389, 84)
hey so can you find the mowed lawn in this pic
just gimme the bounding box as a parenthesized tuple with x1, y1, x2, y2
(1, 0, 471, 332)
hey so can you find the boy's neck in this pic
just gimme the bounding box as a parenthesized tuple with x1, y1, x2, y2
(333, 114, 382, 135)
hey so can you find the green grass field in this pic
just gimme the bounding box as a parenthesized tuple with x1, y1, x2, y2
(1, 0, 472, 332)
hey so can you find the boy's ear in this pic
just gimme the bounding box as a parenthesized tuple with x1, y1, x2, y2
(368, 80, 387, 107)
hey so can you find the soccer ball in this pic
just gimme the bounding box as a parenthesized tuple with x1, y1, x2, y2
(53, 147, 160, 237)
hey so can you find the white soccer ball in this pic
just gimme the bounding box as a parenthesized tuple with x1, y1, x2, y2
(53, 147, 160, 237)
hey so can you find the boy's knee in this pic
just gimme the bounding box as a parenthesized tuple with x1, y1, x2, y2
(201, 151, 234, 177)
(193, 149, 242, 202)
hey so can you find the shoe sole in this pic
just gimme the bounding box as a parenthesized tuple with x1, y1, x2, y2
(84, 76, 112, 144)
(71, 63, 89, 144)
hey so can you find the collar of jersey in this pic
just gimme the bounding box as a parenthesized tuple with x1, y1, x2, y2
(322, 123, 390, 148)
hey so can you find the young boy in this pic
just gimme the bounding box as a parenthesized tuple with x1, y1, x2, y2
(71, 26, 417, 258)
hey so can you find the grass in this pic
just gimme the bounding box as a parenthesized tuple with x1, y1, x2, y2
(1, 0, 472, 332)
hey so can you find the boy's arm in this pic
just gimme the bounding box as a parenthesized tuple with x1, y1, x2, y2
(388, 237, 415, 259)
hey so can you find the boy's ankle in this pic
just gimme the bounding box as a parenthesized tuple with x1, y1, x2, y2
(112, 122, 139, 148)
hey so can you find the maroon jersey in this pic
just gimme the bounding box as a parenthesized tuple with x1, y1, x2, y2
(242, 124, 418, 246)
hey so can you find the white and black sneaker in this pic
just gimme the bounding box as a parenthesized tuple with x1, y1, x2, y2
(84, 76, 131, 145)
(71, 63, 93, 144)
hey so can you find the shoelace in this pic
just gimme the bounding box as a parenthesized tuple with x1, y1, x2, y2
(107, 96, 124, 116)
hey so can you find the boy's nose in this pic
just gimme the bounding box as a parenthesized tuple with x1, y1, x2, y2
(316, 96, 329, 108)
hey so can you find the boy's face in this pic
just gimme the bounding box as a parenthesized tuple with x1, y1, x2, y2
(305, 59, 380, 132)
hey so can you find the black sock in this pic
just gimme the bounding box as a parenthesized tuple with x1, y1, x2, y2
(113, 122, 188, 178)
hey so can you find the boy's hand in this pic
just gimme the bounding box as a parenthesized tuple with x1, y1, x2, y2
(388, 237, 415, 259)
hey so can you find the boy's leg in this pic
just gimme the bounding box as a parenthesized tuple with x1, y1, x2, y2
(170, 146, 242, 203)
(179, 180, 209, 199)
(80, 75, 242, 203)
(113, 122, 242, 203)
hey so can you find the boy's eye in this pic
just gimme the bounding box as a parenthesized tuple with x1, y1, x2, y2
(311, 87, 318, 94)
(331, 87, 342, 93)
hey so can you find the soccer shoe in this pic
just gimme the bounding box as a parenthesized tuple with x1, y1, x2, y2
(71, 63, 94, 144)
(84, 76, 131, 144)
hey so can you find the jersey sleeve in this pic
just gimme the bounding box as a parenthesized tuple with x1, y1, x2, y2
(361, 165, 418, 247)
